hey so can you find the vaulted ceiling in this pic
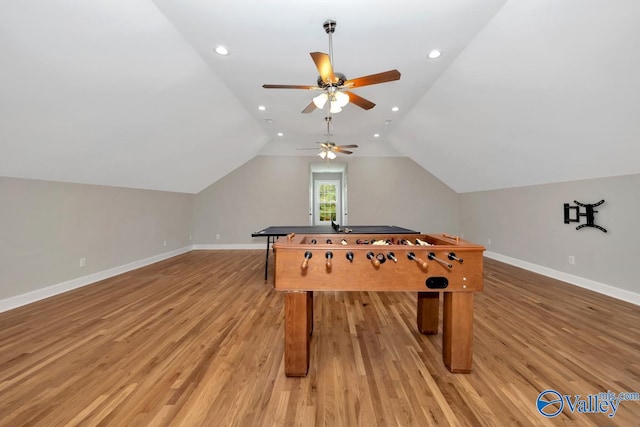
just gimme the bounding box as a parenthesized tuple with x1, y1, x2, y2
(2, 0, 639, 194)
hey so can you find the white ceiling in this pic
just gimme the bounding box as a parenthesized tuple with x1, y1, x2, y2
(1, 0, 639, 194)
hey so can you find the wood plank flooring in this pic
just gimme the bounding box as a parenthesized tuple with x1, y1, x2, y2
(0, 251, 638, 426)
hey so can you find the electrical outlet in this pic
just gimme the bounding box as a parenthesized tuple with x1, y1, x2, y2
(163, 240, 167, 247)
(79, 257, 86, 267)
(189, 235, 192, 241)
(569, 256, 575, 265)
(487, 238, 492, 245)
(216, 234, 220, 240)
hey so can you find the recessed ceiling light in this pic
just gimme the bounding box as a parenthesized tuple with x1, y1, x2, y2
(258, 105, 266, 111)
(373, 133, 380, 138)
(427, 49, 442, 59)
(384, 120, 392, 125)
(391, 106, 399, 112)
(277, 132, 284, 137)
(214, 45, 229, 56)
(265, 118, 273, 124)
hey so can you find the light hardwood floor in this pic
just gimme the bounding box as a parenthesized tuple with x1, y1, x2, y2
(0, 250, 638, 426)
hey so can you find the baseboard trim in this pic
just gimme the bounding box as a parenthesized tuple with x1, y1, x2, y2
(0, 246, 193, 313)
(484, 251, 640, 306)
(192, 243, 264, 250)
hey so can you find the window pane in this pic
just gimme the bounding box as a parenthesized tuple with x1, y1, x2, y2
(319, 202, 336, 221)
(319, 184, 336, 203)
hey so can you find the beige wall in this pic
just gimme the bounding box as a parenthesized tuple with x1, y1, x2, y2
(193, 156, 461, 244)
(0, 177, 194, 300)
(194, 156, 311, 244)
(460, 173, 640, 294)
(3, 161, 637, 307)
(346, 157, 460, 233)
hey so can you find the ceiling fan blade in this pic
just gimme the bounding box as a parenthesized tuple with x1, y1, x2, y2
(344, 70, 401, 88)
(302, 101, 317, 114)
(337, 144, 359, 149)
(310, 52, 336, 85)
(344, 91, 376, 110)
(262, 84, 318, 89)
(334, 148, 353, 155)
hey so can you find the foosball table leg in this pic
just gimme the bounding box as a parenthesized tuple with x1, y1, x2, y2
(307, 291, 314, 337)
(443, 292, 474, 373)
(284, 291, 311, 376)
(417, 292, 439, 335)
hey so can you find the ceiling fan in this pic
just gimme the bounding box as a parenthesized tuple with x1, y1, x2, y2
(263, 20, 401, 114)
(297, 116, 358, 159)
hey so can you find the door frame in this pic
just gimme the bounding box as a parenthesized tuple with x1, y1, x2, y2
(309, 162, 348, 225)
(313, 179, 341, 226)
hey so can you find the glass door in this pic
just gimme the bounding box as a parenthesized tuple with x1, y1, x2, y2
(314, 180, 340, 225)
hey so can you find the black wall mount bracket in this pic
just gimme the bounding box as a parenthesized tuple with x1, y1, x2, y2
(564, 200, 607, 233)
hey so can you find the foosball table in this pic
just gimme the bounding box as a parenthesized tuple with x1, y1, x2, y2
(273, 232, 485, 376)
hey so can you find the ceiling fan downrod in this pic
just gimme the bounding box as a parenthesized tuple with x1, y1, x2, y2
(325, 116, 333, 138)
(324, 20, 337, 84)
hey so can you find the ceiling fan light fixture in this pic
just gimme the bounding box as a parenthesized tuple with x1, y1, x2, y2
(327, 151, 337, 160)
(329, 101, 342, 114)
(318, 151, 327, 159)
(313, 93, 329, 109)
(334, 91, 349, 108)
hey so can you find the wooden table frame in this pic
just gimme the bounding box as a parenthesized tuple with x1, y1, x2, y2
(274, 233, 484, 377)
(284, 290, 474, 376)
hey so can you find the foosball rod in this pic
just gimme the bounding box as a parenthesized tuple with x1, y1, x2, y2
(428, 252, 453, 269)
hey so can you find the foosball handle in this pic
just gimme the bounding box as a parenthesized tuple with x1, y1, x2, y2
(407, 252, 428, 270)
(367, 252, 380, 267)
(301, 251, 312, 270)
(325, 251, 333, 270)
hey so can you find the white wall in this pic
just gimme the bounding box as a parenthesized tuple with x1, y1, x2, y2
(0, 177, 194, 301)
(460, 173, 640, 296)
(193, 156, 461, 245)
